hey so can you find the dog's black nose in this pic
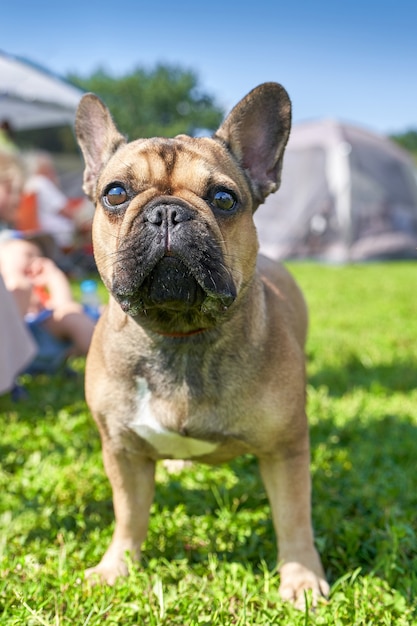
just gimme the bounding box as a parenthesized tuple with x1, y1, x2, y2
(145, 204, 193, 226)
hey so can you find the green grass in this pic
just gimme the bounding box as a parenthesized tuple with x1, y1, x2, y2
(1, 262, 417, 624)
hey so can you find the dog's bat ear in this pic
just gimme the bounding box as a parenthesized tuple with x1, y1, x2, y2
(75, 93, 126, 199)
(214, 82, 291, 205)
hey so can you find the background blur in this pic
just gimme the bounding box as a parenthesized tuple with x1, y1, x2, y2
(1, 0, 417, 264)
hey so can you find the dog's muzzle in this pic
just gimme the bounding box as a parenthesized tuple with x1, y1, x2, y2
(111, 201, 236, 328)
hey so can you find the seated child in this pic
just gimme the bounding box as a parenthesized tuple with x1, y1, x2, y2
(0, 234, 95, 374)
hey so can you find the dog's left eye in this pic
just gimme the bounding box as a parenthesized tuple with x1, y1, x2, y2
(104, 185, 128, 207)
(212, 190, 237, 212)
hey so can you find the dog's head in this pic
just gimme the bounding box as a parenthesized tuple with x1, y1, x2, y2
(76, 83, 291, 336)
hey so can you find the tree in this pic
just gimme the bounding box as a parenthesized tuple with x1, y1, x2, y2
(68, 65, 224, 140)
(390, 130, 417, 162)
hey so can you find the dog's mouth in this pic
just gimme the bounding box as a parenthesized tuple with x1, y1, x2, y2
(112, 252, 236, 335)
(143, 256, 206, 310)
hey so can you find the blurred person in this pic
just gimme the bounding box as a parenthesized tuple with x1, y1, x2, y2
(0, 151, 36, 394)
(0, 273, 37, 394)
(0, 150, 25, 229)
(0, 233, 95, 374)
(24, 151, 76, 250)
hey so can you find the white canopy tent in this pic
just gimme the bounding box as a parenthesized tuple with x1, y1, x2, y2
(0, 50, 84, 130)
(255, 119, 417, 262)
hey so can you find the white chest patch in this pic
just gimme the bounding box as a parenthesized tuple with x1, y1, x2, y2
(131, 379, 218, 459)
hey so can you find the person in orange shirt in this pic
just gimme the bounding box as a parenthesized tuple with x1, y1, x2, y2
(23, 151, 76, 250)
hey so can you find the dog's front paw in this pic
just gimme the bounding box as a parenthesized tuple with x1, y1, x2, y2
(85, 559, 129, 586)
(279, 562, 329, 610)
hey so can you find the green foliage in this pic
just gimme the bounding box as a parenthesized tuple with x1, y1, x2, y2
(69, 65, 224, 140)
(14, 125, 79, 154)
(390, 129, 417, 161)
(1, 262, 417, 624)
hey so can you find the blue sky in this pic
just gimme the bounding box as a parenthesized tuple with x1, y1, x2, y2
(3, 0, 416, 135)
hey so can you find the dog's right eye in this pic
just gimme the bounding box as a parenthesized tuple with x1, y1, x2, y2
(103, 185, 128, 208)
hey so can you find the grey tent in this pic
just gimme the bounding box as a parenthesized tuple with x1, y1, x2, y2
(255, 119, 417, 262)
(0, 50, 83, 130)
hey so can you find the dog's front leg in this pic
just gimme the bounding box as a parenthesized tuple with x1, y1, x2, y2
(258, 434, 328, 609)
(85, 439, 156, 585)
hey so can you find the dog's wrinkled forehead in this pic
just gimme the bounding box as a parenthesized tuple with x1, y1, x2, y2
(99, 135, 244, 197)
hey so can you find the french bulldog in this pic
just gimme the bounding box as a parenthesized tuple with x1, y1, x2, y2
(75, 82, 328, 608)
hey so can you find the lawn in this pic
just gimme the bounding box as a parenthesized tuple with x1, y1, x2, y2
(1, 262, 416, 625)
